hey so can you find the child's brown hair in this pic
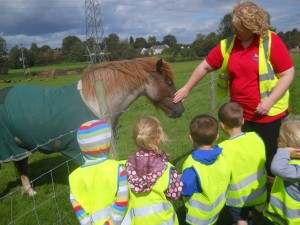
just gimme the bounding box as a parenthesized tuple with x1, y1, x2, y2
(189, 114, 218, 149)
(218, 102, 243, 128)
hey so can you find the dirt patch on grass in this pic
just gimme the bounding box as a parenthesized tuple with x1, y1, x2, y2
(36, 68, 83, 78)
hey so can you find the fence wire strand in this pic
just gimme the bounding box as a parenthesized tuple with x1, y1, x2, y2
(0, 74, 229, 224)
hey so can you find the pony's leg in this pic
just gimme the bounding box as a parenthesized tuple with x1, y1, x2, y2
(13, 158, 37, 196)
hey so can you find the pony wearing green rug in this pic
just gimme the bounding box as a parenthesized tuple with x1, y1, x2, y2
(0, 57, 184, 196)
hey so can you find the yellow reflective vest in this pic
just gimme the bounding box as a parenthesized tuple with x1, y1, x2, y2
(121, 162, 178, 225)
(217, 30, 289, 116)
(182, 153, 230, 225)
(264, 159, 300, 225)
(219, 132, 267, 207)
(69, 160, 120, 225)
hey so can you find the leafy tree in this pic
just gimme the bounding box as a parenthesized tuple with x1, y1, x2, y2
(105, 33, 120, 52)
(62, 35, 82, 56)
(180, 46, 196, 58)
(290, 28, 300, 48)
(0, 36, 7, 56)
(196, 33, 205, 41)
(129, 36, 134, 47)
(218, 13, 233, 40)
(0, 36, 9, 74)
(69, 42, 86, 62)
(192, 32, 218, 57)
(147, 36, 157, 47)
(40, 45, 51, 53)
(162, 34, 177, 47)
(8, 45, 22, 69)
(62, 36, 85, 61)
(134, 37, 147, 48)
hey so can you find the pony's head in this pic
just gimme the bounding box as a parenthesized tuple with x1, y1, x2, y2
(81, 57, 184, 121)
(143, 58, 184, 118)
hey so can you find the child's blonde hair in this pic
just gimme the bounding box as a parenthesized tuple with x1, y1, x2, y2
(132, 115, 167, 152)
(278, 119, 300, 149)
(231, 1, 270, 38)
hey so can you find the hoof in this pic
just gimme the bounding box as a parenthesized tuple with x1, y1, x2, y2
(21, 187, 37, 196)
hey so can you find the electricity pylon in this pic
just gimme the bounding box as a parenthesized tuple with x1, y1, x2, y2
(85, 0, 109, 64)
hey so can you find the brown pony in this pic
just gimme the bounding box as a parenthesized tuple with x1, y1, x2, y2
(0, 57, 184, 196)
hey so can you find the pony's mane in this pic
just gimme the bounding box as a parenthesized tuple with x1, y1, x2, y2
(81, 57, 174, 100)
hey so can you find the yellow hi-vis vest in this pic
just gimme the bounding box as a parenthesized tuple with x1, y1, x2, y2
(121, 162, 178, 225)
(219, 132, 267, 207)
(182, 153, 230, 225)
(264, 158, 300, 225)
(216, 30, 289, 116)
(69, 160, 120, 225)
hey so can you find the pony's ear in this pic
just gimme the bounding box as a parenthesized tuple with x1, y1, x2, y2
(156, 59, 163, 73)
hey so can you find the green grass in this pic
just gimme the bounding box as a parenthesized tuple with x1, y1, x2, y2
(0, 55, 299, 224)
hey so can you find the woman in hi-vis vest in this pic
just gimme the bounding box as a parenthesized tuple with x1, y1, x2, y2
(173, 1, 294, 183)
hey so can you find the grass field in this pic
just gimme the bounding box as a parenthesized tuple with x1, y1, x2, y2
(0, 55, 299, 224)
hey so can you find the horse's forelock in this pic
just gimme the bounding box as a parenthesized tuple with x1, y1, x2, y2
(81, 58, 174, 100)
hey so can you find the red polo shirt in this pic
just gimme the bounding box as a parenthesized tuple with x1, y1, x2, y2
(206, 33, 293, 123)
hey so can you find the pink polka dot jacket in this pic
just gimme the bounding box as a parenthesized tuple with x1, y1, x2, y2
(126, 149, 183, 200)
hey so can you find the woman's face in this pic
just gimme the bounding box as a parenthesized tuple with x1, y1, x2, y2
(234, 28, 254, 42)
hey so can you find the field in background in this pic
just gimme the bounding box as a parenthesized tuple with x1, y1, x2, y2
(0, 55, 299, 224)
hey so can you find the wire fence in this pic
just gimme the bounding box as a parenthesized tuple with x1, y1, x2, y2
(0, 73, 228, 225)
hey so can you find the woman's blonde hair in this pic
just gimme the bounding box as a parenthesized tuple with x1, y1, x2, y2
(231, 1, 270, 38)
(278, 119, 300, 149)
(132, 115, 168, 152)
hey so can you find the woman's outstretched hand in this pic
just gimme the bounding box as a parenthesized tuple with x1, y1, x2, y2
(173, 87, 189, 103)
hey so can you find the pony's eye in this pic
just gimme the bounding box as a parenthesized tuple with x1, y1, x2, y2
(166, 79, 173, 86)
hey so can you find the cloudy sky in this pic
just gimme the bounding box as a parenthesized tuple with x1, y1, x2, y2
(1, 0, 299, 50)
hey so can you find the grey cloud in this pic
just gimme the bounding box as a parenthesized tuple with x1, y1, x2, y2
(0, 0, 299, 49)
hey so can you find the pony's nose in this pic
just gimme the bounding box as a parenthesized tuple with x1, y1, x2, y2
(170, 103, 184, 118)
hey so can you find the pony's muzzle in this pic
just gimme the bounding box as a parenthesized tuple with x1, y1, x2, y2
(169, 102, 184, 118)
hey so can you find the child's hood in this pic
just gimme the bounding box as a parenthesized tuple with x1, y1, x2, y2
(192, 146, 222, 165)
(126, 149, 168, 193)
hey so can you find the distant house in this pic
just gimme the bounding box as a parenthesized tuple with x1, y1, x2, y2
(150, 44, 169, 55)
(137, 44, 170, 55)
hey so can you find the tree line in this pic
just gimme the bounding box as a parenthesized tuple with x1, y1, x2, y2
(0, 14, 300, 75)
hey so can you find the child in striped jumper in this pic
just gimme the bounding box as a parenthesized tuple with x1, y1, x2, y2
(69, 120, 128, 225)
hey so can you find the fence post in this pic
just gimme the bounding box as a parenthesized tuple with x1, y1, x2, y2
(94, 80, 118, 159)
(210, 72, 215, 117)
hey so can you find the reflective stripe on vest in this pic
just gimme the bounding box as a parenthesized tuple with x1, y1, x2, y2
(219, 132, 267, 207)
(183, 153, 230, 225)
(122, 202, 175, 225)
(91, 205, 112, 223)
(186, 192, 226, 225)
(216, 36, 234, 96)
(122, 162, 178, 225)
(264, 159, 300, 224)
(264, 209, 288, 225)
(226, 183, 266, 206)
(268, 196, 300, 219)
(217, 31, 289, 116)
(228, 168, 265, 191)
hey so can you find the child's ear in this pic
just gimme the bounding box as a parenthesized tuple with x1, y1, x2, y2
(215, 133, 219, 142)
(156, 134, 162, 145)
(189, 134, 193, 143)
(220, 122, 225, 130)
(242, 118, 244, 125)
